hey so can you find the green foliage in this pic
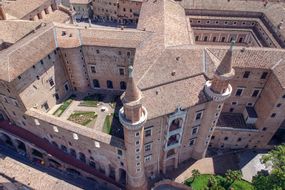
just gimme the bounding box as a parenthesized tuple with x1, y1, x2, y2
(225, 170, 242, 188)
(103, 114, 113, 134)
(252, 144, 285, 190)
(68, 111, 97, 126)
(53, 99, 72, 117)
(185, 174, 252, 190)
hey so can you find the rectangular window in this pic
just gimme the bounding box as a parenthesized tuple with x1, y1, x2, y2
(192, 127, 199, 135)
(235, 88, 244, 96)
(189, 138, 196, 146)
(119, 68, 125, 76)
(90, 65, 96, 73)
(144, 155, 152, 162)
(117, 149, 123, 156)
(252, 89, 261, 97)
(243, 71, 250, 78)
(195, 111, 203, 120)
(144, 128, 152, 137)
(144, 143, 152, 152)
(48, 78, 55, 87)
(260, 72, 268, 79)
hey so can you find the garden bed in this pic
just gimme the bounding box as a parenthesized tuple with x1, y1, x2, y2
(103, 114, 113, 134)
(53, 99, 73, 117)
(68, 111, 97, 126)
(185, 174, 253, 190)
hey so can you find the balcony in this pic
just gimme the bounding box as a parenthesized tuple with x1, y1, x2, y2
(165, 134, 181, 150)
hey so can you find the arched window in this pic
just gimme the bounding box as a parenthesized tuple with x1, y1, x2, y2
(93, 79, 100, 88)
(120, 81, 126, 90)
(107, 80, 113, 89)
(169, 118, 182, 131)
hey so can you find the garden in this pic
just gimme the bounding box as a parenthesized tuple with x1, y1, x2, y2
(68, 111, 97, 127)
(185, 170, 253, 190)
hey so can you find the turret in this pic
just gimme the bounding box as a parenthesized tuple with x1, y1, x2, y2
(205, 41, 235, 102)
(119, 66, 148, 190)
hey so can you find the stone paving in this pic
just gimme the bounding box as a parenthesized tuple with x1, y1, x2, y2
(0, 153, 81, 190)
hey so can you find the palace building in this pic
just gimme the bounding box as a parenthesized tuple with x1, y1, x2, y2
(0, 0, 285, 189)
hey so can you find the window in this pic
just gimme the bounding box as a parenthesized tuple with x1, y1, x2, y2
(195, 111, 203, 120)
(93, 79, 100, 88)
(247, 103, 253, 106)
(235, 88, 244, 96)
(252, 89, 261, 97)
(119, 68, 125, 76)
(64, 83, 69, 91)
(48, 78, 55, 87)
(224, 137, 228, 141)
(189, 138, 196, 146)
(213, 37, 216, 42)
(144, 128, 152, 137)
(271, 113, 276, 118)
(238, 37, 243, 43)
(237, 138, 242, 142)
(90, 65, 96, 73)
(120, 81, 126, 90)
(54, 93, 59, 101)
(135, 132, 140, 137)
(144, 155, 152, 162)
(195, 36, 199, 41)
(136, 148, 140, 153)
(136, 140, 140, 145)
(117, 149, 123, 156)
(144, 143, 152, 152)
(277, 103, 282, 107)
(221, 37, 225, 42)
(107, 80, 113, 89)
(42, 102, 49, 111)
(192, 127, 199, 135)
(203, 36, 208, 41)
(231, 101, 238, 105)
(243, 71, 250, 78)
(261, 72, 268, 79)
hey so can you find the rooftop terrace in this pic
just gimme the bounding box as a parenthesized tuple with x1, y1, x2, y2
(217, 113, 256, 130)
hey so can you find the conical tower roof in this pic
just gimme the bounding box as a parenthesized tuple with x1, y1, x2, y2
(215, 41, 235, 78)
(123, 66, 141, 102)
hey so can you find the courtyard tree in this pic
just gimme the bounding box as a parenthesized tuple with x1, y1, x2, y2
(252, 144, 285, 190)
(225, 170, 242, 189)
(191, 169, 201, 182)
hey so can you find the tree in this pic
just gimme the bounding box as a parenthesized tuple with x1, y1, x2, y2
(252, 144, 285, 190)
(207, 175, 225, 190)
(191, 169, 201, 182)
(224, 170, 242, 189)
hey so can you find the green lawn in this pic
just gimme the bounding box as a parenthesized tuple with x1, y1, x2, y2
(68, 111, 97, 126)
(185, 174, 253, 190)
(79, 94, 103, 107)
(53, 99, 72, 117)
(103, 114, 113, 134)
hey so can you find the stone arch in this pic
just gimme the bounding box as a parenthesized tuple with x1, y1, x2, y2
(0, 132, 15, 148)
(169, 118, 183, 131)
(15, 139, 27, 153)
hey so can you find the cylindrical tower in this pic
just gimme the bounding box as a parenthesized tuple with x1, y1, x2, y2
(193, 41, 236, 159)
(119, 66, 148, 190)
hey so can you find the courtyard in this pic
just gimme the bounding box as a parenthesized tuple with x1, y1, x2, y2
(48, 93, 124, 139)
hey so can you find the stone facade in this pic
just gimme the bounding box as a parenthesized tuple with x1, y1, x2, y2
(0, 0, 285, 190)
